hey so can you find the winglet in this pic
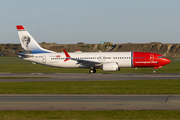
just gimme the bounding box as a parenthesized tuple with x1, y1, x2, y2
(63, 49, 71, 62)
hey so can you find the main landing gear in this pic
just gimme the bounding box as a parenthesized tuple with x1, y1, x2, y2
(89, 68, 96, 73)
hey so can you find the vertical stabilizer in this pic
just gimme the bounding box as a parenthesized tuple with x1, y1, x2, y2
(16, 25, 55, 54)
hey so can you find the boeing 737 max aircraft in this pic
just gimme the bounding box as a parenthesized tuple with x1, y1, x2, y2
(16, 25, 171, 73)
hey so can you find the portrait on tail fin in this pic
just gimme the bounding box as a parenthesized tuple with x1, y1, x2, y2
(21, 35, 32, 54)
(17, 25, 55, 54)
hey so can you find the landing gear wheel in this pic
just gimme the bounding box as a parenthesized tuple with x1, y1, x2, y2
(89, 69, 94, 73)
(153, 69, 156, 74)
(89, 69, 96, 73)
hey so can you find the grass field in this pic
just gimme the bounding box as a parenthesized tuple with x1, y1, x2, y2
(0, 77, 50, 79)
(0, 79, 179, 94)
(0, 111, 180, 120)
(0, 57, 179, 73)
(0, 57, 180, 119)
(0, 57, 180, 94)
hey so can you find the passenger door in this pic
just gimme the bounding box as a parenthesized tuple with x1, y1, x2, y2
(42, 55, 46, 63)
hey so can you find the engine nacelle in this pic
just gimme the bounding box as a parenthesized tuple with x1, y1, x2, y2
(101, 62, 120, 71)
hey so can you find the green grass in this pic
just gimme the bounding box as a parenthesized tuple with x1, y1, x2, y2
(0, 57, 20, 59)
(0, 57, 179, 119)
(0, 111, 179, 120)
(0, 77, 50, 79)
(0, 80, 179, 94)
(0, 57, 179, 73)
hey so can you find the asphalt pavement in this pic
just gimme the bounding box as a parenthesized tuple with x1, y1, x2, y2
(0, 95, 179, 110)
(0, 73, 180, 82)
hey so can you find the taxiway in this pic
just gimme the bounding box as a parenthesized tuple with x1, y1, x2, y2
(0, 73, 179, 110)
(0, 73, 180, 82)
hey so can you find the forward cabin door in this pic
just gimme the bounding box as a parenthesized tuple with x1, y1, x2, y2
(150, 54, 154, 66)
(150, 54, 154, 61)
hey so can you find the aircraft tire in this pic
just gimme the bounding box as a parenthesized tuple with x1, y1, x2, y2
(89, 69, 94, 73)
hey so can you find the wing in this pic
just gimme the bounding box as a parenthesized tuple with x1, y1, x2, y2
(72, 58, 101, 68)
(63, 49, 101, 68)
(71, 58, 101, 64)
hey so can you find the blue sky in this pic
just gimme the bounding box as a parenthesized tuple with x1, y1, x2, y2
(1, 0, 180, 44)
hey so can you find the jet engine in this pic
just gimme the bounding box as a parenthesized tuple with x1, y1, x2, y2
(101, 62, 120, 71)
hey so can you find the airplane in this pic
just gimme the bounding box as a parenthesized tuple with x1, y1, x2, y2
(16, 25, 171, 73)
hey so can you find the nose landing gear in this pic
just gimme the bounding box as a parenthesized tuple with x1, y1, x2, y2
(153, 69, 156, 74)
(153, 66, 162, 73)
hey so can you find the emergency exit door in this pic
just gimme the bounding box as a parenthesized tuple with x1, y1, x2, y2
(42, 56, 46, 63)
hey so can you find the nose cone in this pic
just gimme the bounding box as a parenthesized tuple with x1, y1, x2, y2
(164, 58, 171, 65)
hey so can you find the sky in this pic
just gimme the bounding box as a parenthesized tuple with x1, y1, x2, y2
(0, 0, 180, 44)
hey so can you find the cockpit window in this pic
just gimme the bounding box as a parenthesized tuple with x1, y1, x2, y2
(158, 56, 164, 58)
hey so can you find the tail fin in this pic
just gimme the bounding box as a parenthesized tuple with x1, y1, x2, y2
(16, 25, 55, 54)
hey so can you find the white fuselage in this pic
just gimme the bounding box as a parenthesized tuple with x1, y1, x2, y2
(23, 52, 132, 68)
